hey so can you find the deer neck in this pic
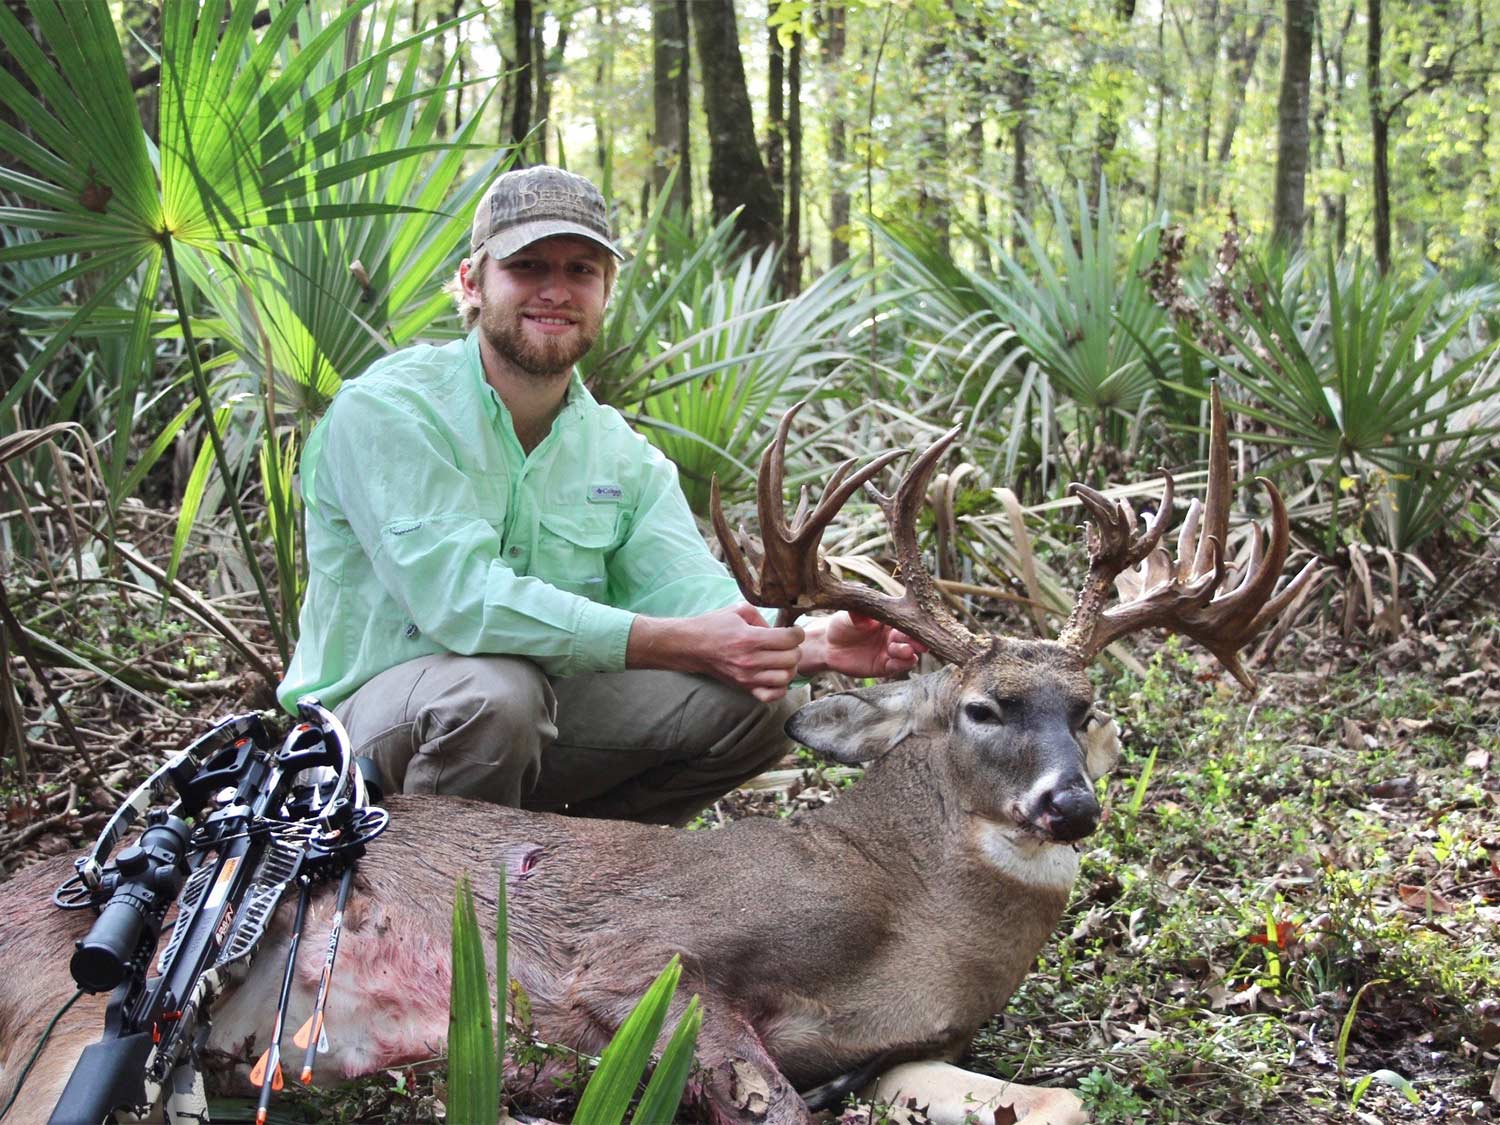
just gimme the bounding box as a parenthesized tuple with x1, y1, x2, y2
(806, 739, 1078, 896)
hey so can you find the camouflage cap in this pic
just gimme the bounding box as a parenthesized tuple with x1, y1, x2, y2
(470, 165, 624, 262)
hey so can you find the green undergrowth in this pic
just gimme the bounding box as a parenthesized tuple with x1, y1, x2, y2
(970, 638, 1500, 1123)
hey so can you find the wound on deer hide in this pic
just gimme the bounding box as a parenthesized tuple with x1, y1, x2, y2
(504, 844, 543, 883)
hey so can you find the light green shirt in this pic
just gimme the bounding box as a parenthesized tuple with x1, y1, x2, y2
(278, 332, 742, 711)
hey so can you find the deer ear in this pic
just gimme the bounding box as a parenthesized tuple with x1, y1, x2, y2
(786, 678, 936, 764)
(1081, 710, 1121, 779)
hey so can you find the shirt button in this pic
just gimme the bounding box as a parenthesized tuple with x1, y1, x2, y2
(508, 546, 522, 557)
(404, 623, 419, 639)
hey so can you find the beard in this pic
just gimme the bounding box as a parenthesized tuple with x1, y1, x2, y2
(477, 300, 603, 379)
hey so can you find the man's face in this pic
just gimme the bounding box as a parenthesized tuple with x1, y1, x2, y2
(465, 235, 610, 379)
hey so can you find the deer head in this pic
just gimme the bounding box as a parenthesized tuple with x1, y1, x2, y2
(711, 388, 1320, 847)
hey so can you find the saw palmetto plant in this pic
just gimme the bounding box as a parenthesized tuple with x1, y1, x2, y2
(0, 0, 486, 659)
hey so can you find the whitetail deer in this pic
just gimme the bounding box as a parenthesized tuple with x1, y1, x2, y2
(0, 388, 1315, 1125)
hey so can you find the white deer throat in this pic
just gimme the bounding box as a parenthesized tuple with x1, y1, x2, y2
(971, 820, 1080, 892)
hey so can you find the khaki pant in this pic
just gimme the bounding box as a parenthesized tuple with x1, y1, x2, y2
(334, 654, 799, 826)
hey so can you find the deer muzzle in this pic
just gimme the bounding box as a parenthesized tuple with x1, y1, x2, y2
(1031, 782, 1101, 843)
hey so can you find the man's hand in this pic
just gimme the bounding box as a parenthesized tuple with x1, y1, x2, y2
(797, 612, 923, 679)
(627, 604, 805, 702)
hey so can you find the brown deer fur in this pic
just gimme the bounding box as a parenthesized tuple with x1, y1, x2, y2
(0, 645, 1107, 1124)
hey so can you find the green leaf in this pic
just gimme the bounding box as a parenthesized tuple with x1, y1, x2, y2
(166, 399, 237, 592)
(572, 957, 684, 1125)
(448, 876, 500, 1125)
(495, 872, 508, 1098)
(1351, 1068, 1420, 1109)
(1337, 978, 1388, 1085)
(629, 995, 702, 1125)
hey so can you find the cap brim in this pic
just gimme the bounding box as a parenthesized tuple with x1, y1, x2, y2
(479, 219, 625, 262)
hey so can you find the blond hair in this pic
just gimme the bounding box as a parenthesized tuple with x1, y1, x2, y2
(444, 249, 487, 332)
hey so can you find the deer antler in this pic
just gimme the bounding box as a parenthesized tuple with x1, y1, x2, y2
(1055, 384, 1323, 689)
(709, 403, 987, 665)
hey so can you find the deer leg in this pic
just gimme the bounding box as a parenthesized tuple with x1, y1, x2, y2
(688, 1009, 812, 1125)
(866, 1061, 1087, 1125)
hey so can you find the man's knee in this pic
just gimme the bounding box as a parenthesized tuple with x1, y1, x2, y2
(682, 678, 803, 774)
(418, 654, 553, 744)
(342, 653, 557, 802)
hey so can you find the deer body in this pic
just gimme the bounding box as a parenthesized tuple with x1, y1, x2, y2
(0, 654, 1103, 1125)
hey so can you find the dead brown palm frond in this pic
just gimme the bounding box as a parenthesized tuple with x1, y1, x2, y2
(0, 423, 280, 795)
(0, 423, 111, 789)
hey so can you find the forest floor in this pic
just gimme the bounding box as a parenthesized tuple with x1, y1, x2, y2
(2, 583, 1498, 1124)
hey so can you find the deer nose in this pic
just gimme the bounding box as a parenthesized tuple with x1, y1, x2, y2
(1037, 784, 1100, 842)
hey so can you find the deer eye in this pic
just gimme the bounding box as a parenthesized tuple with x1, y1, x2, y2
(1069, 703, 1092, 731)
(963, 700, 1004, 725)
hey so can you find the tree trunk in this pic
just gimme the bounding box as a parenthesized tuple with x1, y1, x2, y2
(1151, 0, 1166, 206)
(536, 14, 569, 165)
(651, 0, 691, 215)
(1009, 63, 1032, 253)
(1272, 0, 1316, 249)
(766, 4, 785, 201)
(510, 0, 536, 162)
(674, 1, 691, 214)
(1089, 0, 1137, 214)
(1192, 0, 1223, 215)
(1214, 11, 1272, 166)
(452, 0, 465, 132)
(1331, 2, 1354, 250)
(784, 31, 803, 292)
(651, 0, 687, 213)
(915, 36, 950, 255)
(594, 4, 612, 198)
(968, 113, 990, 272)
(822, 4, 850, 267)
(1313, 2, 1354, 250)
(690, 0, 782, 253)
(1478, 4, 1496, 254)
(959, 14, 992, 270)
(1368, 0, 1390, 272)
(429, 5, 449, 139)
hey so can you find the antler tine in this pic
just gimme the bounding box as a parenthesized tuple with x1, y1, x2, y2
(779, 449, 909, 620)
(1174, 476, 1300, 687)
(1174, 499, 1204, 581)
(709, 473, 761, 600)
(1246, 556, 1324, 638)
(1193, 382, 1232, 578)
(860, 425, 988, 665)
(803, 451, 907, 536)
(798, 459, 857, 532)
(864, 425, 964, 560)
(1055, 473, 1177, 656)
(711, 409, 986, 662)
(755, 404, 803, 545)
(789, 483, 812, 535)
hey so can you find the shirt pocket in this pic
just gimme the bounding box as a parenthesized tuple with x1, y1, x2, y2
(535, 508, 620, 600)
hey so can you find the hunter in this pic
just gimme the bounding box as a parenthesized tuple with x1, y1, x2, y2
(278, 164, 918, 825)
